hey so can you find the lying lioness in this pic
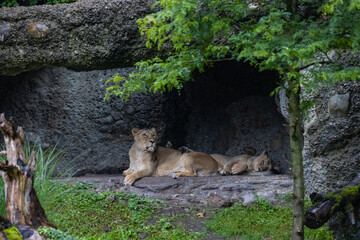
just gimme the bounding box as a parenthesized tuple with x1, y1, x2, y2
(210, 151, 272, 174)
(211, 151, 273, 175)
(123, 128, 222, 185)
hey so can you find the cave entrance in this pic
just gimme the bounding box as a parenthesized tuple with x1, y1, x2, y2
(0, 62, 291, 175)
(163, 61, 291, 173)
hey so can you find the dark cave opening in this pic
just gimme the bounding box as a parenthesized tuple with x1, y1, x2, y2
(163, 61, 291, 173)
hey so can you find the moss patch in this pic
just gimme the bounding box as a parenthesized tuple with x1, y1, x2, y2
(326, 184, 360, 213)
(4, 227, 22, 240)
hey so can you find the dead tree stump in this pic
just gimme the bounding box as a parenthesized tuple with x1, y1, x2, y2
(0, 113, 54, 229)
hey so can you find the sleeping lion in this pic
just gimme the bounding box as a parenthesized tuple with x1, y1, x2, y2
(211, 151, 273, 175)
(177, 146, 274, 175)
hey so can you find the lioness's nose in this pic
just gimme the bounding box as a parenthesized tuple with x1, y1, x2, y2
(150, 140, 155, 144)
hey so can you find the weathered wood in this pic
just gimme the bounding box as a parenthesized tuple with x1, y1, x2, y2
(305, 173, 360, 229)
(0, 113, 54, 229)
(0, 0, 159, 76)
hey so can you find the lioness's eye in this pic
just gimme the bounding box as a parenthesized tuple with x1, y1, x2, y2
(143, 133, 147, 137)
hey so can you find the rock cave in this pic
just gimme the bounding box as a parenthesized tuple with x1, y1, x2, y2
(0, 61, 291, 176)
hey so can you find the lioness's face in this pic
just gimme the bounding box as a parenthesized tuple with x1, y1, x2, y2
(253, 151, 272, 172)
(132, 128, 158, 152)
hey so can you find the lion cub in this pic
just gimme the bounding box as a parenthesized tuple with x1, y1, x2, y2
(123, 128, 222, 185)
(211, 151, 273, 175)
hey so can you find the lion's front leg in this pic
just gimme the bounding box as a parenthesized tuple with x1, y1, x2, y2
(124, 169, 152, 186)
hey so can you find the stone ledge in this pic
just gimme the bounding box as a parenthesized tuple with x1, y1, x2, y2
(63, 173, 293, 207)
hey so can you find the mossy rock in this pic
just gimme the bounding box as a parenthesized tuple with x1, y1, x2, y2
(3, 227, 22, 240)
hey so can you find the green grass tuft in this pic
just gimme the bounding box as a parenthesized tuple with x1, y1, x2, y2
(43, 182, 204, 240)
(206, 196, 334, 240)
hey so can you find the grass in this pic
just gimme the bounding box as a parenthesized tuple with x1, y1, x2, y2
(206, 195, 334, 240)
(0, 147, 6, 215)
(0, 143, 73, 216)
(43, 182, 204, 240)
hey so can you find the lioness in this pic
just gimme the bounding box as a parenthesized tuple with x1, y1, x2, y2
(210, 151, 273, 175)
(123, 128, 222, 185)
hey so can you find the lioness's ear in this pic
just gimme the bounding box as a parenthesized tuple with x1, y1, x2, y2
(132, 128, 140, 136)
(261, 151, 268, 156)
(150, 128, 156, 134)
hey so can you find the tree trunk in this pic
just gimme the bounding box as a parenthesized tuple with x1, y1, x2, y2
(305, 173, 360, 229)
(287, 80, 304, 240)
(0, 0, 158, 76)
(0, 113, 54, 229)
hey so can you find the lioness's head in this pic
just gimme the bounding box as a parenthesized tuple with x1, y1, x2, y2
(253, 151, 272, 172)
(132, 128, 158, 152)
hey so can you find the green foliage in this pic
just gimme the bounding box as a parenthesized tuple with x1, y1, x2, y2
(38, 227, 81, 240)
(105, 0, 360, 101)
(105, 0, 239, 100)
(206, 196, 334, 240)
(0, 0, 77, 7)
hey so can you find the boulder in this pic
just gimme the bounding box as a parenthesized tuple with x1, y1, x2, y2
(0, 0, 158, 76)
(303, 82, 360, 194)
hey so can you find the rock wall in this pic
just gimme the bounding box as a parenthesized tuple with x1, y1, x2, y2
(303, 81, 360, 194)
(0, 67, 170, 175)
(0, 62, 291, 175)
(0, 0, 157, 76)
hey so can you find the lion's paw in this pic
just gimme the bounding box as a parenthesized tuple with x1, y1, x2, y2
(219, 169, 230, 175)
(124, 175, 136, 186)
(231, 164, 247, 175)
(171, 172, 179, 179)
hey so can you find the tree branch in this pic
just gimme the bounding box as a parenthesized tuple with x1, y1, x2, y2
(296, 61, 332, 71)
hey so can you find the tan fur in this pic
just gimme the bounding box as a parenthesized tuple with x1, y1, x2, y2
(123, 128, 221, 185)
(211, 151, 273, 175)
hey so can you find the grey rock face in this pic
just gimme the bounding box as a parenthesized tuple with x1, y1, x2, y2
(303, 82, 360, 194)
(0, 67, 169, 175)
(0, 0, 157, 76)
